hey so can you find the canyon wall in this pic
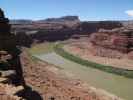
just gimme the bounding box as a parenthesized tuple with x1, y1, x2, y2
(90, 27, 133, 59)
(10, 16, 123, 46)
(10, 16, 133, 59)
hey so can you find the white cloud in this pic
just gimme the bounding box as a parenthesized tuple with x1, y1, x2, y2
(125, 10, 133, 17)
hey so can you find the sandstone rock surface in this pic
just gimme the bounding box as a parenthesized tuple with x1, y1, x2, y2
(90, 27, 133, 59)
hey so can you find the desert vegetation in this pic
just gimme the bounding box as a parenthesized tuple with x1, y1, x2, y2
(54, 44, 133, 78)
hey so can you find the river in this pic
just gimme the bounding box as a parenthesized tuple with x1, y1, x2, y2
(34, 52, 133, 100)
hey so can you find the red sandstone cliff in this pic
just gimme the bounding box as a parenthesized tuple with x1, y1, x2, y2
(90, 27, 133, 59)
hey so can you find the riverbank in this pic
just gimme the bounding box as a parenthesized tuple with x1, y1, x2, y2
(54, 44, 133, 78)
(22, 49, 123, 100)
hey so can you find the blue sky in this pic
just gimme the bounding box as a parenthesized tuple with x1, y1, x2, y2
(0, 0, 133, 21)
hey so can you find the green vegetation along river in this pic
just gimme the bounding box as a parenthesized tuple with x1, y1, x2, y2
(30, 43, 133, 100)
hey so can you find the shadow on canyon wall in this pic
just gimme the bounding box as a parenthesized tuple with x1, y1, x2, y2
(12, 20, 123, 47)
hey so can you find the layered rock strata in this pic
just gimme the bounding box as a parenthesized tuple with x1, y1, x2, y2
(90, 27, 133, 59)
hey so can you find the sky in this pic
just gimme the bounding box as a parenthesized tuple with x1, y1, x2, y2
(0, 0, 133, 21)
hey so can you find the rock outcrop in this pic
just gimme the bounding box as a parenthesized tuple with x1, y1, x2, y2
(0, 8, 24, 85)
(90, 27, 133, 59)
(0, 8, 24, 99)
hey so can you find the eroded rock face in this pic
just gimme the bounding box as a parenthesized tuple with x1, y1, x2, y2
(0, 8, 24, 85)
(0, 8, 25, 100)
(90, 27, 133, 59)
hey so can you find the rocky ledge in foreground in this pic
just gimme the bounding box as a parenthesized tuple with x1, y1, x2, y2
(0, 50, 24, 100)
(0, 8, 24, 100)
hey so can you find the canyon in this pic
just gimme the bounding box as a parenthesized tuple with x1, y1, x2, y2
(0, 8, 133, 100)
(10, 16, 133, 59)
(10, 16, 123, 46)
